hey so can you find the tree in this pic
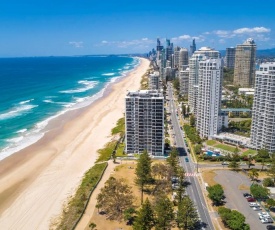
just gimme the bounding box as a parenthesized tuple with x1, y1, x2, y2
(189, 114, 195, 127)
(124, 207, 136, 225)
(207, 184, 224, 206)
(248, 169, 259, 181)
(268, 155, 275, 182)
(135, 150, 153, 204)
(234, 146, 240, 154)
(89, 222, 97, 230)
(133, 198, 155, 230)
(266, 198, 275, 210)
(175, 168, 186, 205)
(250, 184, 270, 201)
(263, 177, 275, 187)
(154, 195, 174, 230)
(194, 144, 202, 155)
(218, 207, 250, 230)
(228, 161, 240, 171)
(166, 147, 180, 177)
(97, 177, 134, 221)
(176, 196, 199, 230)
(182, 104, 186, 116)
(258, 148, 270, 159)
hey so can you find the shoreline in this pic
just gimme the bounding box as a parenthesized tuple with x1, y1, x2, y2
(0, 57, 150, 230)
(0, 57, 140, 162)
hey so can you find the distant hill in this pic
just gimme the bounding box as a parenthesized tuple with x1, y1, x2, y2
(220, 48, 275, 58)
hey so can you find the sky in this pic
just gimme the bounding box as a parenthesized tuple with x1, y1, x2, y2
(0, 0, 274, 57)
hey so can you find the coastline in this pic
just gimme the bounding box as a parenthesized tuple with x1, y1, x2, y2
(0, 57, 150, 229)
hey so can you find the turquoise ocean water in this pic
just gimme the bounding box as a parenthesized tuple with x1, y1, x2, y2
(0, 55, 138, 160)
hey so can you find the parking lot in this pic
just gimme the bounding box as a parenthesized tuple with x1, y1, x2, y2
(214, 170, 273, 230)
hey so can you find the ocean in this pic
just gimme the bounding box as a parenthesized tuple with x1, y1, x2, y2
(0, 55, 138, 161)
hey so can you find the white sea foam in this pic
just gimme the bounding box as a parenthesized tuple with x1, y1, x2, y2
(0, 104, 38, 120)
(102, 72, 115, 76)
(43, 99, 55, 103)
(16, 129, 27, 133)
(7, 136, 24, 143)
(59, 80, 98, 94)
(19, 99, 34, 105)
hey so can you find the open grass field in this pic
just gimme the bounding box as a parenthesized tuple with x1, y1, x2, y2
(214, 144, 236, 152)
(242, 149, 257, 156)
(206, 140, 217, 146)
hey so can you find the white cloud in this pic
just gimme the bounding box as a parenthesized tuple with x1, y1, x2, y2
(233, 27, 270, 34)
(99, 38, 154, 49)
(219, 39, 226, 44)
(171, 34, 204, 43)
(69, 41, 83, 48)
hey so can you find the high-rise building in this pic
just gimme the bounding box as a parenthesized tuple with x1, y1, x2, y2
(179, 48, 189, 71)
(179, 68, 189, 98)
(125, 90, 164, 156)
(251, 63, 275, 153)
(165, 38, 173, 62)
(188, 47, 220, 115)
(173, 46, 181, 68)
(225, 47, 236, 69)
(196, 57, 223, 138)
(190, 39, 196, 55)
(234, 38, 257, 87)
(149, 72, 160, 90)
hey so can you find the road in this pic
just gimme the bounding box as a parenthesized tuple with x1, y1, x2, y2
(167, 83, 215, 230)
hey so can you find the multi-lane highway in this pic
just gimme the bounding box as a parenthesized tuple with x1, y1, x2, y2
(167, 83, 215, 230)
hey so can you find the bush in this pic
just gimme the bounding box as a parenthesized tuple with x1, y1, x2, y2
(263, 178, 275, 187)
(183, 124, 202, 144)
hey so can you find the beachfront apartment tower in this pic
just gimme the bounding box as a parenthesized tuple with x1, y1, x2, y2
(234, 38, 257, 87)
(251, 63, 275, 153)
(179, 68, 189, 98)
(188, 47, 220, 116)
(179, 48, 189, 71)
(149, 72, 160, 90)
(196, 57, 223, 139)
(125, 90, 164, 156)
(225, 47, 236, 69)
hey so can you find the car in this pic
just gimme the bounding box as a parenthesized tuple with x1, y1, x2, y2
(253, 206, 262, 211)
(266, 225, 275, 229)
(185, 157, 189, 162)
(243, 193, 251, 197)
(247, 197, 256, 202)
(221, 162, 229, 165)
(261, 218, 273, 224)
(249, 202, 260, 207)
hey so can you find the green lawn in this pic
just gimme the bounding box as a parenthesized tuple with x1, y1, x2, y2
(215, 144, 236, 152)
(116, 143, 126, 157)
(242, 149, 258, 156)
(206, 140, 217, 146)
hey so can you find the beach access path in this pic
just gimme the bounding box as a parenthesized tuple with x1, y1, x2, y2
(0, 58, 150, 230)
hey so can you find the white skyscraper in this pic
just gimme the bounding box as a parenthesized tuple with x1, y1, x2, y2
(149, 72, 160, 90)
(125, 90, 164, 156)
(179, 48, 188, 70)
(196, 57, 223, 138)
(179, 68, 189, 98)
(188, 47, 220, 116)
(251, 63, 275, 153)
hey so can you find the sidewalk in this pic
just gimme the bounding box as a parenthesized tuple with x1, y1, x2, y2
(75, 160, 117, 230)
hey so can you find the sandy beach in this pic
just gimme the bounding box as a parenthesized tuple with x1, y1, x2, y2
(0, 57, 150, 230)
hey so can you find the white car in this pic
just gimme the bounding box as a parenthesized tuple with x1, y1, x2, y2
(249, 202, 260, 207)
(261, 218, 273, 224)
(252, 206, 262, 211)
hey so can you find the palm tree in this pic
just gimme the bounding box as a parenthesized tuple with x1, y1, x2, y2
(248, 168, 259, 181)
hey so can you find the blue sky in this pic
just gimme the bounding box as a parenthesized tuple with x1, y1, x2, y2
(0, 0, 274, 56)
